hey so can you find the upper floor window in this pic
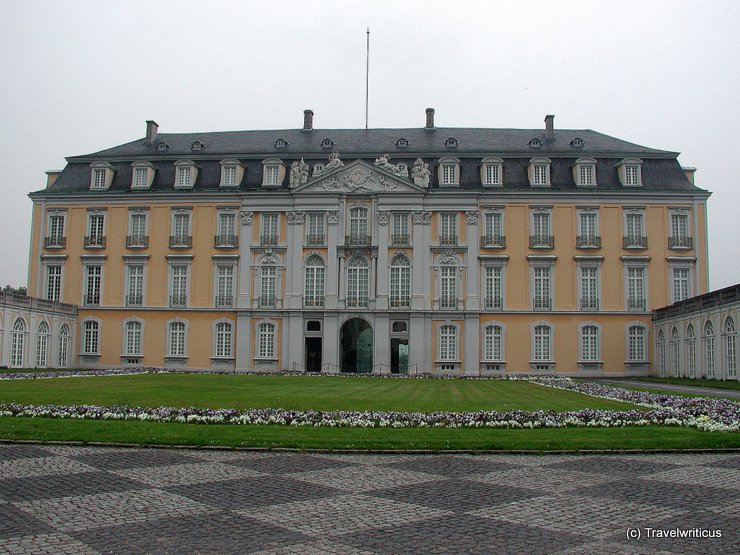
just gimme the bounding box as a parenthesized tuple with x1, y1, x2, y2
(623, 209, 647, 249)
(349, 206, 369, 240)
(85, 211, 106, 248)
(90, 162, 114, 190)
(438, 157, 460, 186)
(191, 141, 205, 151)
(127, 210, 149, 248)
(174, 160, 198, 189)
(528, 138, 542, 149)
(131, 161, 155, 189)
(391, 212, 410, 246)
(156, 141, 170, 152)
(625, 265, 647, 310)
(220, 159, 243, 187)
(481, 157, 503, 186)
(484, 266, 504, 310)
(617, 158, 643, 187)
(274, 138, 288, 149)
(45, 265, 62, 302)
(570, 137, 584, 148)
(216, 210, 237, 247)
(304, 255, 326, 308)
(262, 159, 284, 187)
(439, 213, 457, 246)
(530, 209, 553, 248)
(445, 137, 458, 149)
(573, 157, 597, 186)
(669, 210, 692, 249)
(671, 266, 692, 303)
(321, 138, 334, 149)
(261, 213, 278, 246)
(483, 210, 504, 247)
(396, 138, 409, 149)
(346, 256, 370, 308)
(528, 158, 551, 187)
(46, 211, 66, 248)
(577, 210, 600, 248)
(389, 254, 411, 308)
(170, 210, 192, 248)
(307, 212, 325, 245)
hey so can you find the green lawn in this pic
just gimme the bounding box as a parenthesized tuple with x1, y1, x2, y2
(629, 377, 740, 391)
(1, 418, 738, 451)
(0, 374, 643, 413)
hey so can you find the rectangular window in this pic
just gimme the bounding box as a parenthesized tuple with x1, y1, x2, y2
(83, 321, 99, 354)
(84, 265, 101, 305)
(533, 165, 549, 185)
(216, 266, 234, 307)
(133, 167, 148, 188)
(87, 213, 105, 246)
(48, 214, 65, 242)
(440, 267, 457, 309)
(260, 266, 277, 307)
(222, 166, 237, 186)
(581, 327, 599, 361)
(392, 213, 409, 245)
(170, 265, 188, 307)
(439, 326, 457, 360)
(216, 212, 236, 245)
(484, 164, 501, 185)
(533, 326, 551, 361)
(441, 164, 456, 185)
(624, 165, 640, 186)
(261, 214, 278, 245)
(440, 213, 457, 245)
(533, 267, 551, 310)
(215, 323, 232, 357)
(264, 166, 280, 186)
(389, 263, 410, 307)
(92, 169, 107, 189)
(170, 211, 192, 247)
(530, 211, 552, 247)
(346, 261, 369, 308)
(579, 165, 594, 185)
(579, 212, 597, 241)
(46, 265, 62, 302)
(484, 267, 502, 310)
(168, 322, 186, 357)
(669, 213, 691, 248)
(580, 267, 599, 310)
(672, 268, 690, 303)
(627, 267, 646, 310)
(124, 322, 142, 356)
(176, 166, 192, 187)
(349, 208, 368, 239)
(484, 212, 503, 245)
(307, 213, 325, 245)
(258, 324, 275, 358)
(624, 212, 646, 248)
(484, 326, 502, 361)
(126, 265, 144, 306)
(129, 213, 147, 237)
(629, 327, 646, 361)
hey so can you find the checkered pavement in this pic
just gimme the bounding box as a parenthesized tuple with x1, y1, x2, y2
(0, 444, 737, 554)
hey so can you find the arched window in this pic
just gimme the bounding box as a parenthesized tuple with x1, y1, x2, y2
(215, 322, 232, 358)
(627, 325, 646, 361)
(483, 324, 503, 361)
(36, 321, 50, 368)
(725, 317, 737, 378)
(580, 325, 600, 362)
(346, 256, 369, 308)
(82, 320, 99, 354)
(533, 325, 552, 361)
(670, 327, 681, 377)
(257, 322, 276, 358)
(124, 320, 142, 356)
(348, 206, 369, 241)
(389, 255, 411, 308)
(58, 324, 70, 368)
(686, 324, 697, 378)
(304, 255, 325, 308)
(439, 325, 457, 361)
(704, 321, 715, 378)
(168, 321, 186, 357)
(11, 318, 25, 368)
(656, 330, 666, 377)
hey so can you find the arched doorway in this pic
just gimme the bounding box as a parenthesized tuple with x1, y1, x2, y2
(340, 318, 373, 373)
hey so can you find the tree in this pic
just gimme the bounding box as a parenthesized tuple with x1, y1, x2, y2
(2, 285, 26, 296)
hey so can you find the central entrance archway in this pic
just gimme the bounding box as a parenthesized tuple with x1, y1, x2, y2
(340, 318, 373, 373)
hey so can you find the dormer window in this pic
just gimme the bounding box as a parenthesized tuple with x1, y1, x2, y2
(481, 157, 503, 187)
(397, 162, 408, 176)
(274, 138, 288, 149)
(445, 137, 458, 149)
(219, 159, 244, 187)
(156, 141, 170, 152)
(90, 162, 115, 190)
(528, 157, 551, 187)
(174, 160, 198, 189)
(321, 138, 334, 150)
(131, 161, 156, 189)
(573, 157, 597, 187)
(570, 138, 584, 148)
(191, 141, 205, 151)
(261, 158, 285, 187)
(438, 157, 460, 186)
(396, 138, 409, 149)
(528, 138, 542, 149)
(313, 163, 325, 177)
(617, 158, 643, 187)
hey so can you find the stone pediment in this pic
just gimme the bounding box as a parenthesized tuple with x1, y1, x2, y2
(294, 160, 424, 194)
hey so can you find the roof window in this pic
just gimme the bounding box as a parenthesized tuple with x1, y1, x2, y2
(321, 138, 334, 149)
(191, 141, 205, 151)
(528, 138, 542, 149)
(396, 138, 409, 149)
(445, 137, 458, 149)
(156, 141, 170, 152)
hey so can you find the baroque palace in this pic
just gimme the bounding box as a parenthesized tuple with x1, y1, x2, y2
(24, 109, 712, 375)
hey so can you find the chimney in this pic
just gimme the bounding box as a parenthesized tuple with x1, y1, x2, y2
(425, 108, 435, 130)
(303, 109, 314, 131)
(683, 167, 696, 185)
(45, 170, 61, 188)
(145, 120, 159, 145)
(544, 115, 554, 141)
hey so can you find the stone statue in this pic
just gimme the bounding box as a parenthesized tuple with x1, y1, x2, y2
(411, 158, 430, 187)
(323, 152, 344, 172)
(289, 158, 309, 188)
(374, 153, 401, 175)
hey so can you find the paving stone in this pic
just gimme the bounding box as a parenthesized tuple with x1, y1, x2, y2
(68, 448, 201, 470)
(226, 453, 356, 474)
(0, 471, 146, 502)
(705, 454, 740, 470)
(541, 455, 680, 476)
(467, 467, 616, 494)
(72, 512, 309, 555)
(284, 464, 439, 492)
(551, 540, 676, 554)
(0, 456, 98, 480)
(0, 504, 56, 539)
(384, 454, 518, 477)
(17, 489, 218, 532)
(0, 532, 101, 555)
(649, 464, 740, 490)
(0, 445, 53, 461)
(239, 493, 451, 537)
(113, 461, 267, 487)
(250, 539, 376, 555)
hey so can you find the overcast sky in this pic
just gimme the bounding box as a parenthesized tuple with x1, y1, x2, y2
(1, 0, 738, 291)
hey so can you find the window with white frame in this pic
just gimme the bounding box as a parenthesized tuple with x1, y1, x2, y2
(84, 265, 102, 305)
(128, 212, 148, 246)
(686, 324, 697, 378)
(439, 158, 459, 186)
(47, 213, 65, 246)
(533, 325, 552, 361)
(617, 159, 643, 186)
(624, 210, 646, 248)
(216, 265, 234, 307)
(170, 264, 188, 307)
(174, 161, 197, 188)
(481, 158, 503, 186)
(261, 213, 278, 245)
(530, 210, 552, 247)
(215, 322, 233, 358)
(348, 207, 368, 241)
(483, 324, 503, 361)
(133, 167, 148, 189)
(259, 262, 277, 307)
(389, 255, 411, 308)
(574, 158, 597, 186)
(82, 320, 99, 354)
(439, 325, 457, 360)
(92, 168, 107, 188)
(168, 321, 186, 357)
(261, 159, 284, 187)
(58, 324, 70, 368)
(672, 267, 691, 303)
(532, 266, 552, 310)
(86, 212, 105, 247)
(703, 321, 715, 378)
(627, 325, 646, 361)
(171, 211, 192, 246)
(656, 330, 666, 376)
(36, 321, 49, 368)
(440, 265, 457, 309)
(346, 256, 369, 308)
(216, 211, 237, 246)
(126, 264, 144, 306)
(528, 158, 551, 186)
(669, 211, 691, 248)
(46, 265, 62, 302)
(484, 266, 503, 310)
(90, 162, 113, 190)
(307, 212, 325, 245)
(580, 325, 600, 362)
(10, 319, 25, 367)
(579, 266, 599, 310)
(264, 165, 279, 185)
(257, 322, 276, 358)
(220, 159, 242, 187)
(440, 213, 457, 245)
(124, 320, 142, 356)
(304, 255, 325, 308)
(626, 266, 647, 310)
(391, 213, 409, 245)
(577, 211, 599, 247)
(483, 211, 504, 246)
(725, 317, 737, 378)
(670, 327, 681, 376)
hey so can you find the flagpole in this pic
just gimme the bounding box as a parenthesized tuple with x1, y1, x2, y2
(365, 27, 370, 130)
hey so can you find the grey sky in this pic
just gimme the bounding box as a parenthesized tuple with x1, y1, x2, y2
(1, 0, 738, 290)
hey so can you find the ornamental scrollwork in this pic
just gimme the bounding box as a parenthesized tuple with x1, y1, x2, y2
(240, 210, 253, 226)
